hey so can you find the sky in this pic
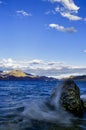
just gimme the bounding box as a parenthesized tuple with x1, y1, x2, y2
(0, 0, 86, 78)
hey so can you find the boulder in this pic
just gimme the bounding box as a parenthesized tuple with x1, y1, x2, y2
(50, 80, 84, 117)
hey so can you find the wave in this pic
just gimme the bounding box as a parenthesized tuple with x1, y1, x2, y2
(22, 84, 73, 126)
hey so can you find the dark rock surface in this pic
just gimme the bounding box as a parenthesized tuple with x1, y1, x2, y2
(83, 101, 86, 109)
(81, 95, 86, 110)
(60, 80, 84, 116)
(50, 80, 84, 117)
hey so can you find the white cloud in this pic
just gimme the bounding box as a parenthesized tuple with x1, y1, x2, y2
(49, 23, 76, 33)
(16, 10, 32, 17)
(55, 7, 64, 12)
(0, 58, 86, 78)
(55, 6, 82, 21)
(48, 0, 83, 22)
(49, 0, 79, 12)
(46, 0, 86, 32)
(60, 12, 82, 21)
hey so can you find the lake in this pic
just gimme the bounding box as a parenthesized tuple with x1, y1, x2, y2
(0, 80, 86, 130)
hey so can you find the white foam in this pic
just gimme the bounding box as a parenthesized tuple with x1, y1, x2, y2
(21, 83, 74, 125)
(50, 83, 63, 108)
(81, 94, 86, 101)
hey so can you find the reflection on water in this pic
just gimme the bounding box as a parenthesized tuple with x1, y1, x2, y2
(0, 81, 86, 130)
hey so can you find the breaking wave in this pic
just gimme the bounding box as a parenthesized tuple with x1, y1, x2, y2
(22, 84, 73, 125)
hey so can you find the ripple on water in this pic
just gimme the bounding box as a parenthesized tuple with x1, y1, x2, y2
(0, 81, 86, 130)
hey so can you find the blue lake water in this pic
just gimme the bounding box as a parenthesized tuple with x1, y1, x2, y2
(0, 80, 86, 130)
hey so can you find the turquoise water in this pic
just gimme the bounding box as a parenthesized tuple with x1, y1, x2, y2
(0, 80, 86, 130)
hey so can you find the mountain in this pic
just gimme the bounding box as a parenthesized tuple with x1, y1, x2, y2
(69, 75, 86, 81)
(0, 70, 57, 81)
(2, 70, 28, 77)
(62, 75, 86, 81)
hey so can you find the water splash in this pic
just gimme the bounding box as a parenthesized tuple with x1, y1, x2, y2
(22, 84, 73, 125)
(49, 83, 63, 108)
(81, 94, 86, 101)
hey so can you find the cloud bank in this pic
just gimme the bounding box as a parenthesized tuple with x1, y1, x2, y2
(0, 58, 86, 79)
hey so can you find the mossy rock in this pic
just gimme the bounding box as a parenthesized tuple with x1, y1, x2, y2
(51, 80, 84, 117)
(60, 80, 84, 116)
(82, 100, 86, 110)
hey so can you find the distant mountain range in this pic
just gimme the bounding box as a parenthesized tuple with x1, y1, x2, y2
(68, 75, 86, 81)
(0, 70, 86, 81)
(62, 75, 86, 81)
(0, 70, 57, 81)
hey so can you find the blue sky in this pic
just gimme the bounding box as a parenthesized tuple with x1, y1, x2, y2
(0, 0, 86, 78)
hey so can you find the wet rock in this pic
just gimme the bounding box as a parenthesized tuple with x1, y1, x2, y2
(83, 101, 86, 109)
(50, 80, 84, 117)
(80, 96, 86, 110)
(81, 98, 86, 111)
